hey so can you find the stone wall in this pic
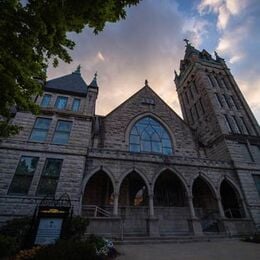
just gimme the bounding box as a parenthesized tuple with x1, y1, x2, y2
(101, 86, 199, 158)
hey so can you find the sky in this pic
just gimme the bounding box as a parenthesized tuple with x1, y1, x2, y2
(47, 0, 260, 123)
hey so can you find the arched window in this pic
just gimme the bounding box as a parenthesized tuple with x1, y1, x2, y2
(129, 116, 173, 155)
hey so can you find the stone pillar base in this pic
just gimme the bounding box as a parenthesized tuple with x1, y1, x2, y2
(188, 218, 203, 236)
(216, 218, 227, 234)
(220, 218, 255, 236)
(146, 217, 160, 237)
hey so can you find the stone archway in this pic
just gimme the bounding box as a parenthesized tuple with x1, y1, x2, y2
(119, 171, 148, 206)
(220, 179, 244, 218)
(82, 170, 114, 216)
(154, 170, 187, 206)
(153, 170, 189, 234)
(192, 177, 219, 232)
(118, 171, 149, 235)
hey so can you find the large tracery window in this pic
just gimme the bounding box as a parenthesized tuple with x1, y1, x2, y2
(129, 116, 173, 155)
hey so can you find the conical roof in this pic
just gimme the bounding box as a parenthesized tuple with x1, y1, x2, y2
(89, 72, 98, 88)
(45, 67, 88, 96)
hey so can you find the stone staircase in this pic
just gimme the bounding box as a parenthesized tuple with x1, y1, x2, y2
(113, 233, 236, 245)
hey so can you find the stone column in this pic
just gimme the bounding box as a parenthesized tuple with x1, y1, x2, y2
(187, 196, 203, 235)
(149, 194, 154, 217)
(217, 197, 225, 218)
(113, 193, 119, 216)
(241, 199, 250, 218)
(188, 196, 196, 218)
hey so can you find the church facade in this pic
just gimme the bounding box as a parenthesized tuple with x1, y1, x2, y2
(1, 43, 260, 237)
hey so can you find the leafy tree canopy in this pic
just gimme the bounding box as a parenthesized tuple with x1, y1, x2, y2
(0, 0, 140, 137)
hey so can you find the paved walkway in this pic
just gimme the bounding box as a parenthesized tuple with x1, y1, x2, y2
(116, 240, 260, 260)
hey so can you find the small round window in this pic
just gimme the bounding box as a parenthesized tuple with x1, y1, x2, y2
(129, 116, 173, 155)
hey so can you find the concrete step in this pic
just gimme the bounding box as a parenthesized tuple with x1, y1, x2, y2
(113, 233, 235, 245)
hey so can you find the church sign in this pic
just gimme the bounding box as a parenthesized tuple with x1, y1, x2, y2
(34, 194, 71, 245)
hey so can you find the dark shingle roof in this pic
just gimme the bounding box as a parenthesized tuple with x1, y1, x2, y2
(89, 73, 98, 88)
(44, 71, 88, 97)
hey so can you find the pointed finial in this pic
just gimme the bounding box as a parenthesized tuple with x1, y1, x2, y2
(145, 79, 148, 86)
(184, 39, 191, 47)
(214, 51, 224, 62)
(89, 71, 98, 88)
(74, 64, 81, 74)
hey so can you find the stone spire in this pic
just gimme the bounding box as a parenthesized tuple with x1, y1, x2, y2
(74, 65, 81, 74)
(145, 79, 149, 87)
(214, 51, 225, 63)
(183, 39, 200, 59)
(89, 72, 98, 88)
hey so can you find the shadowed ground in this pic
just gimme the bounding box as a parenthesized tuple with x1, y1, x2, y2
(116, 240, 260, 260)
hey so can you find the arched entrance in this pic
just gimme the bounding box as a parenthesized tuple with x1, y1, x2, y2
(220, 180, 244, 218)
(119, 171, 148, 235)
(153, 170, 189, 234)
(192, 177, 218, 232)
(82, 171, 114, 216)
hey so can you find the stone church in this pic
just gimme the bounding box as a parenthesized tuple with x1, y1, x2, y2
(1, 42, 260, 237)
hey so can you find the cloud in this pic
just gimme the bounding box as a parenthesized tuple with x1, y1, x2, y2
(48, 0, 206, 117)
(198, 0, 260, 123)
(47, 0, 260, 124)
(198, 0, 248, 30)
(182, 18, 210, 47)
(97, 51, 105, 61)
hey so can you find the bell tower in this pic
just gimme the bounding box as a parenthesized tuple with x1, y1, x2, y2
(175, 40, 260, 161)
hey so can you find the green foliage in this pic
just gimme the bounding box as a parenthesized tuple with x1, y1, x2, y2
(0, 120, 22, 138)
(62, 216, 89, 240)
(0, 217, 32, 251)
(0, 234, 17, 258)
(34, 239, 98, 260)
(0, 0, 140, 137)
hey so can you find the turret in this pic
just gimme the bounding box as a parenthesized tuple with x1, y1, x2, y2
(85, 72, 99, 116)
(175, 40, 260, 161)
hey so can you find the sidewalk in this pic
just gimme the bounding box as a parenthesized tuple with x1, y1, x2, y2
(116, 240, 260, 260)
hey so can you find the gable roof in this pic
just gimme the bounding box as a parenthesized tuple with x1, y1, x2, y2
(105, 85, 187, 126)
(44, 71, 88, 97)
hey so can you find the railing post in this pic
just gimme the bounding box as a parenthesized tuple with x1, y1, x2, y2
(230, 209, 233, 218)
(94, 206, 97, 217)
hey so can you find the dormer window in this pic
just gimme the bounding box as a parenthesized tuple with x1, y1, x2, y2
(55, 96, 68, 110)
(72, 98, 80, 112)
(40, 94, 51, 107)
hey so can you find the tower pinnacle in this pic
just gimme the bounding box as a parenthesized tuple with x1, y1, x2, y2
(184, 39, 191, 47)
(89, 72, 98, 88)
(74, 65, 81, 74)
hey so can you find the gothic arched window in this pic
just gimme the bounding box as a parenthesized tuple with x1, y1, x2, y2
(129, 116, 173, 155)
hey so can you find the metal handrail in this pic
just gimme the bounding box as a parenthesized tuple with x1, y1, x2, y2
(200, 209, 219, 230)
(82, 205, 111, 217)
(224, 208, 244, 218)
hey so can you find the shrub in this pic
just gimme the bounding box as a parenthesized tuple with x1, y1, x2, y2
(87, 234, 119, 259)
(0, 217, 32, 252)
(0, 234, 17, 258)
(34, 239, 98, 260)
(62, 216, 89, 240)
